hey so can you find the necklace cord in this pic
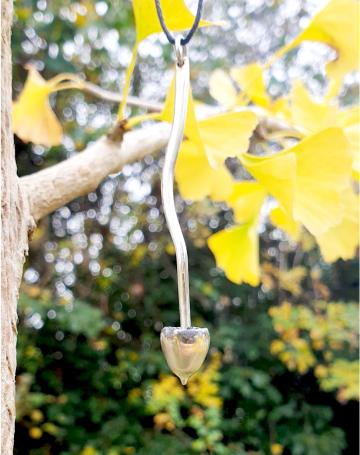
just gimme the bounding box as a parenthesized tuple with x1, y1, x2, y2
(154, 0, 204, 46)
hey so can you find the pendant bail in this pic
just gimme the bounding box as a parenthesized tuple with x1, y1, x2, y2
(175, 35, 187, 67)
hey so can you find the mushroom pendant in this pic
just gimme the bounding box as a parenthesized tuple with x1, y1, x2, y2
(160, 37, 210, 385)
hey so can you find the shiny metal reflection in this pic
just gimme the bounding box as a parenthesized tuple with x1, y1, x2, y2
(160, 38, 210, 385)
(161, 38, 191, 329)
(161, 327, 210, 385)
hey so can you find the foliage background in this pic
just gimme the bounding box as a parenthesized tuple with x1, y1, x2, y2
(12, 0, 358, 454)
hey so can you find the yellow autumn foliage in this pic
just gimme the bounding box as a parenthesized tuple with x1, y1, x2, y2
(208, 220, 260, 286)
(269, 301, 359, 401)
(269, 206, 301, 241)
(187, 352, 223, 409)
(176, 141, 234, 201)
(13, 67, 64, 147)
(159, 74, 258, 204)
(289, 81, 360, 178)
(131, 0, 214, 43)
(271, 443, 284, 455)
(278, 267, 307, 297)
(208, 69, 238, 109)
(29, 427, 43, 439)
(146, 353, 223, 432)
(210, 63, 288, 117)
(12, 0, 359, 288)
(240, 128, 353, 237)
(80, 447, 99, 455)
(118, 0, 220, 118)
(150, 374, 185, 409)
(226, 181, 266, 224)
(316, 189, 359, 262)
(321, 360, 359, 402)
(273, 0, 360, 93)
(160, 75, 258, 168)
(153, 412, 176, 431)
(230, 63, 270, 108)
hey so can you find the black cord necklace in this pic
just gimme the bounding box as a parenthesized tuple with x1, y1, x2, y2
(154, 0, 204, 45)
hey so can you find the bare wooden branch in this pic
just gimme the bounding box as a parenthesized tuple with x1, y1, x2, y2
(81, 81, 162, 112)
(20, 123, 171, 222)
(18, 107, 298, 226)
(81, 82, 298, 135)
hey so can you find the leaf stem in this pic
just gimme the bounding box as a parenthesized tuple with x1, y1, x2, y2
(117, 42, 139, 120)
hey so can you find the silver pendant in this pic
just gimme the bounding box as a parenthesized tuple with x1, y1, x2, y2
(160, 36, 210, 385)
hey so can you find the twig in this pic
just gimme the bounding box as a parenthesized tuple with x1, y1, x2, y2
(82, 81, 163, 112)
(74, 81, 299, 137)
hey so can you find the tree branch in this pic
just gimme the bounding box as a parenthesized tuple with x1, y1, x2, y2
(20, 122, 171, 223)
(18, 95, 299, 226)
(78, 82, 296, 136)
(82, 81, 162, 112)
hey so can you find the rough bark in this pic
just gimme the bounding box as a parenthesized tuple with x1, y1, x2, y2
(1, 1, 32, 453)
(20, 123, 171, 222)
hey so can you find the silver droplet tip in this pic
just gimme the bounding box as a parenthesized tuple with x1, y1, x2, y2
(160, 326, 210, 385)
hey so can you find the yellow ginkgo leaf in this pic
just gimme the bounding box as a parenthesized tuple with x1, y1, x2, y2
(290, 81, 338, 134)
(339, 106, 360, 143)
(160, 69, 257, 202)
(227, 181, 266, 224)
(240, 151, 296, 216)
(161, 73, 258, 161)
(209, 69, 238, 108)
(278, 266, 307, 296)
(317, 189, 359, 262)
(161, 71, 258, 170)
(230, 63, 270, 108)
(208, 220, 260, 286)
(160, 76, 201, 144)
(273, 0, 360, 92)
(132, 0, 214, 43)
(199, 111, 258, 167)
(338, 106, 360, 178)
(270, 206, 301, 241)
(290, 82, 359, 178)
(241, 128, 353, 236)
(118, 0, 219, 118)
(293, 128, 352, 236)
(12, 66, 63, 147)
(175, 141, 234, 201)
(271, 97, 292, 121)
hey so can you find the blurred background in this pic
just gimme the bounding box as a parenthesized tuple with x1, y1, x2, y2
(12, 0, 359, 454)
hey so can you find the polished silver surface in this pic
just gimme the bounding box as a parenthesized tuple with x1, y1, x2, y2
(160, 40, 210, 385)
(161, 327, 210, 385)
(161, 40, 191, 329)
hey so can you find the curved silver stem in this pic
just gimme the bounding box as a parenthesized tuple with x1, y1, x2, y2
(161, 39, 191, 329)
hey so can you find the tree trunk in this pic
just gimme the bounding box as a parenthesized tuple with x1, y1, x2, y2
(1, 0, 32, 452)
